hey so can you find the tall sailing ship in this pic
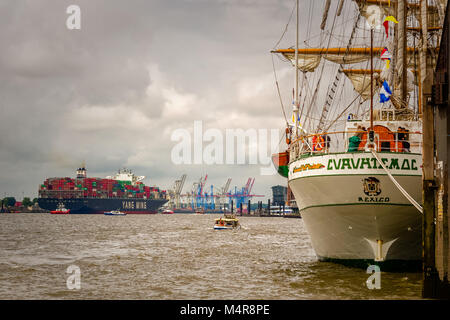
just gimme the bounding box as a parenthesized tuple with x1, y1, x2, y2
(271, 0, 446, 265)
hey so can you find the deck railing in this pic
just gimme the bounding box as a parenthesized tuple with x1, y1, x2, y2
(288, 130, 423, 161)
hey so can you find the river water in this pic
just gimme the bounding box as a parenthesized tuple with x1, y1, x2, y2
(0, 213, 422, 299)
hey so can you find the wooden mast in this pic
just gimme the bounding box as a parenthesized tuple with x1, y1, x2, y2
(418, 0, 429, 115)
(370, 27, 374, 132)
(293, 0, 299, 138)
(400, 0, 408, 103)
(272, 47, 437, 54)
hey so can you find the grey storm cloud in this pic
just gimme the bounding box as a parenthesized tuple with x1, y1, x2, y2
(0, 0, 319, 200)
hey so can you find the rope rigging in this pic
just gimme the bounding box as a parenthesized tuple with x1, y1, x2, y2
(301, 0, 343, 134)
(271, 0, 297, 128)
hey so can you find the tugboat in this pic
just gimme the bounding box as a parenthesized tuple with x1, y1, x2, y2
(214, 213, 240, 230)
(161, 209, 174, 214)
(50, 203, 70, 214)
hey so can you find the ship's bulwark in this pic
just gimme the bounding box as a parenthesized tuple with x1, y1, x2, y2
(38, 198, 168, 214)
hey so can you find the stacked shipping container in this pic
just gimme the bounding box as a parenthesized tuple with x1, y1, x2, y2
(39, 177, 166, 200)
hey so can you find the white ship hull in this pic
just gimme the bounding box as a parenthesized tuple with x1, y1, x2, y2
(288, 152, 422, 262)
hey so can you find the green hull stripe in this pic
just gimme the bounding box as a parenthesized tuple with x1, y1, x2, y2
(289, 173, 421, 181)
(299, 202, 414, 213)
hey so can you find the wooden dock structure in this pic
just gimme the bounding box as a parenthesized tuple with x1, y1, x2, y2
(423, 0, 450, 299)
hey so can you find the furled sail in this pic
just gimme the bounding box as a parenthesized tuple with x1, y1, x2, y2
(273, 47, 437, 72)
(342, 67, 415, 102)
(359, 3, 391, 26)
(324, 54, 372, 64)
(393, 68, 416, 97)
(278, 48, 378, 73)
(343, 69, 380, 101)
(284, 53, 371, 72)
(289, 54, 321, 72)
(276, 47, 430, 73)
(353, 0, 445, 31)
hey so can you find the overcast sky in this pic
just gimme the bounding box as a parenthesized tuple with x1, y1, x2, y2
(0, 0, 362, 200)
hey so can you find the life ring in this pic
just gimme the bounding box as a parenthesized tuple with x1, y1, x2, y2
(285, 127, 291, 145)
(312, 135, 325, 151)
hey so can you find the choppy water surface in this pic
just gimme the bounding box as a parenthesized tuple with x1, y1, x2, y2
(0, 213, 422, 299)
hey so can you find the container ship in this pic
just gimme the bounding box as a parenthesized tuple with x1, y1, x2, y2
(38, 165, 167, 214)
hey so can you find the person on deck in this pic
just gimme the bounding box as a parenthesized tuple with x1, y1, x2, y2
(323, 134, 331, 152)
(397, 127, 411, 152)
(403, 129, 410, 152)
(348, 126, 363, 152)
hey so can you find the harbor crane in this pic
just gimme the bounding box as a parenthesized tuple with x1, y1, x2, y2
(213, 178, 232, 210)
(227, 177, 263, 212)
(169, 174, 186, 209)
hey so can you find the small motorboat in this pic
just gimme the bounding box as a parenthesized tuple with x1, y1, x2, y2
(104, 210, 126, 216)
(161, 209, 174, 214)
(214, 213, 240, 230)
(195, 208, 205, 214)
(50, 203, 70, 214)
